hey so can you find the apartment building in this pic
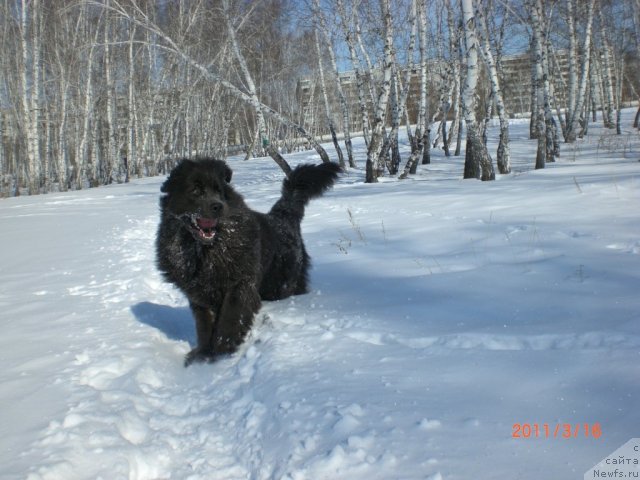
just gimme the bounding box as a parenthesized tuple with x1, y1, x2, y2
(296, 50, 572, 135)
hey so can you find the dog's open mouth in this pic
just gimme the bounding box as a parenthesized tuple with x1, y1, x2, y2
(183, 214, 218, 242)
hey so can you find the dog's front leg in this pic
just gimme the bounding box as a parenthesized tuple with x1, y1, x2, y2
(185, 302, 217, 366)
(214, 284, 261, 355)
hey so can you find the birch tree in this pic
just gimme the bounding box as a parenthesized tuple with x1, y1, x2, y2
(417, 0, 431, 168)
(460, 0, 495, 181)
(4, 0, 636, 197)
(446, 0, 464, 157)
(596, 3, 616, 129)
(313, 0, 353, 168)
(399, 0, 428, 179)
(566, 0, 578, 130)
(103, 4, 119, 183)
(380, 0, 418, 176)
(540, 4, 557, 163)
(0, 0, 315, 194)
(595, 0, 631, 135)
(565, 0, 596, 143)
(110, 0, 330, 169)
(336, 0, 371, 147)
(476, 0, 510, 174)
(49, 3, 82, 192)
(314, 27, 345, 167)
(76, 13, 102, 187)
(365, 0, 395, 183)
(430, 0, 459, 158)
(529, 0, 548, 169)
(221, 0, 294, 175)
(633, 0, 640, 128)
(126, 18, 138, 180)
(19, 0, 42, 194)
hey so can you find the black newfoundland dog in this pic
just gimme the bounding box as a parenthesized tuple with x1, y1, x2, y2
(156, 158, 340, 366)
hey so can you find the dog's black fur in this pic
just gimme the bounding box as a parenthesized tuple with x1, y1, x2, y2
(156, 158, 340, 366)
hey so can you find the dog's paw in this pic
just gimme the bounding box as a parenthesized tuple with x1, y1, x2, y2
(184, 348, 217, 367)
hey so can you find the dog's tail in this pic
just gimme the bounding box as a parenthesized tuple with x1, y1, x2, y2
(270, 162, 341, 221)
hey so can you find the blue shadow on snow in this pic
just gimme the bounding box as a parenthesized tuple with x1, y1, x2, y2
(130, 302, 196, 346)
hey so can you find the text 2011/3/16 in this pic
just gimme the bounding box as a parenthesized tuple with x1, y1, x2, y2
(512, 423, 602, 439)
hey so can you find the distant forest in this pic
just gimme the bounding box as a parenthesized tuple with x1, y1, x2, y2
(1, 0, 639, 196)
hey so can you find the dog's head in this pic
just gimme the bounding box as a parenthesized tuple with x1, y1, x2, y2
(160, 158, 235, 245)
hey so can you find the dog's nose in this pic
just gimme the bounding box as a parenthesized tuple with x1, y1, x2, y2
(210, 201, 223, 214)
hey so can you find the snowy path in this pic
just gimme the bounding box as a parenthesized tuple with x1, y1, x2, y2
(1, 114, 640, 479)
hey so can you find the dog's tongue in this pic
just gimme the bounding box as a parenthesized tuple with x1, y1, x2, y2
(197, 217, 217, 229)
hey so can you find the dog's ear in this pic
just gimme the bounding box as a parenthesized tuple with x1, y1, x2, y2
(161, 159, 193, 193)
(210, 159, 232, 184)
(160, 177, 172, 193)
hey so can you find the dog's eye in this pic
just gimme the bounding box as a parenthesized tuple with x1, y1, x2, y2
(191, 186, 203, 197)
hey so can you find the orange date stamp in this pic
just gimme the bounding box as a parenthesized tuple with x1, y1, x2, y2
(512, 423, 602, 439)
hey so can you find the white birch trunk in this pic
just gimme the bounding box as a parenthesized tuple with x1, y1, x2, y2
(435, 2, 459, 158)
(184, 69, 192, 158)
(597, 5, 615, 128)
(541, 18, 557, 163)
(126, 22, 136, 181)
(0, 113, 4, 195)
(460, 0, 494, 181)
(43, 64, 51, 192)
(418, 0, 431, 167)
(76, 25, 99, 188)
(585, 43, 600, 136)
(354, 10, 377, 107)
(529, 38, 538, 140)
(566, 0, 578, 123)
(313, 0, 353, 167)
(314, 27, 344, 167)
(549, 48, 568, 140)
(380, 0, 417, 177)
(365, 0, 394, 183)
(592, 51, 607, 121)
(142, 32, 159, 175)
(529, 0, 547, 169)
(615, 56, 623, 135)
(20, 0, 41, 194)
(56, 62, 69, 191)
(476, 0, 510, 174)
(337, 0, 370, 147)
(31, 0, 43, 192)
(566, 0, 595, 142)
(400, 0, 427, 178)
(449, 29, 463, 157)
(104, 6, 119, 183)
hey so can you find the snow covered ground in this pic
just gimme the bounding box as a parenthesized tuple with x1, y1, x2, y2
(1, 111, 639, 480)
